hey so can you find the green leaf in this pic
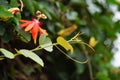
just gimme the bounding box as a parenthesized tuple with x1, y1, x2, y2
(15, 12, 21, 19)
(10, 0, 18, 7)
(19, 49, 44, 67)
(55, 1, 65, 12)
(96, 72, 110, 80)
(0, 0, 9, 8)
(2, 33, 13, 43)
(0, 25, 5, 35)
(39, 34, 53, 52)
(18, 29, 31, 43)
(0, 48, 14, 59)
(0, 6, 13, 20)
(57, 37, 73, 53)
(7, 17, 19, 26)
(22, 0, 35, 15)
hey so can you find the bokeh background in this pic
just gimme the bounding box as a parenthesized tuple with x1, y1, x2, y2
(1, 0, 120, 80)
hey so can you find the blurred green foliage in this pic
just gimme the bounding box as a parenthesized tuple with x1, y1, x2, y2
(0, 0, 120, 80)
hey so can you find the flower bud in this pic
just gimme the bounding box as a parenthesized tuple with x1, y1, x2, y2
(8, 8, 20, 14)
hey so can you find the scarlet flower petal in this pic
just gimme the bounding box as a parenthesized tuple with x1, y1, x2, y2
(39, 28, 48, 35)
(20, 21, 32, 28)
(20, 19, 30, 22)
(31, 24, 40, 44)
(25, 22, 35, 31)
(20, 18, 48, 44)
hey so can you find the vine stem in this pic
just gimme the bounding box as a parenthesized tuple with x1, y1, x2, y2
(31, 39, 73, 52)
(30, 39, 88, 64)
(81, 44, 94, 80)
(19, 0, 24, 11)
(55, 45, 88, 64)
(30, 43, 59, 52)
(30, 33, 82, 52)
(0, 34, 92, 66)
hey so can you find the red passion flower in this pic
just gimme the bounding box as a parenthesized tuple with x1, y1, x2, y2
(20, 18, 48, 44)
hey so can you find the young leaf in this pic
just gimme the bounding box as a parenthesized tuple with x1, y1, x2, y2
(39, 34, 53, 52)
(0, 48, 14, 59)
(57, 37, 73, 53)
(18, 29, 31, 43)
(19, 49, 44, 67)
